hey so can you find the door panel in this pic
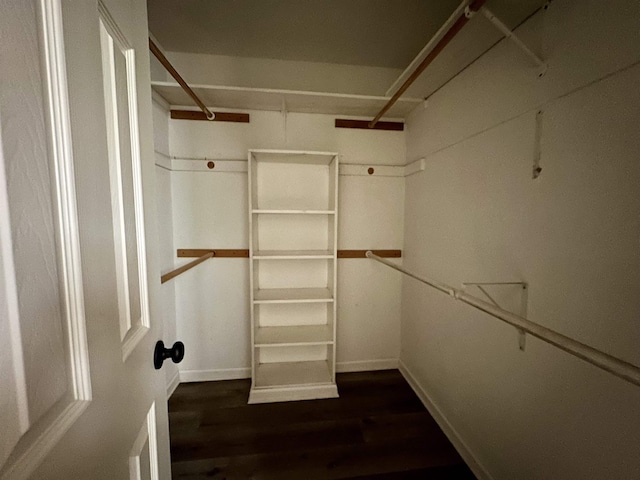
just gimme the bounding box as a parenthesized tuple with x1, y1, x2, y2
(0, 0, 91, 477)
(98, 4, 151, 360)
(0, 0, 171, 478)
(130, 403, 159, 480)
(3, 0, 69, 424)
(0, 122, 29, 470)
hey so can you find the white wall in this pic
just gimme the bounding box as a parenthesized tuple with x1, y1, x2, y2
(152, 51, 402, 96)
(402, 1, 640, 479)
(149, 49, 168, 83)
(166, 110, 405, 380)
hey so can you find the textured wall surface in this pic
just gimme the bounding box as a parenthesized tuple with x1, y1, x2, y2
(402, 1, 640, 478)
(0, 0, 68, 428)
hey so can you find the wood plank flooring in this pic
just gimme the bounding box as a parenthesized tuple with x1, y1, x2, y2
(169, 370, 476, 479)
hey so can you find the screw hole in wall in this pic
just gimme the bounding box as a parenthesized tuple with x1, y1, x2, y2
(207, 161, 215, 169)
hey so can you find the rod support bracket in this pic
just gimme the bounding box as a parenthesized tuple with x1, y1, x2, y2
(462, 281, 529, 351)
(464, 5, 477, 18)
(480, 7, 547, 77)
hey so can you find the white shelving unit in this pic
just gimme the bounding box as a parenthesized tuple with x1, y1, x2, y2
(248, 149, 339, 404)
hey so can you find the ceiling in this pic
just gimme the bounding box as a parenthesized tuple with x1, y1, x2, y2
(147, 0, 543, 70)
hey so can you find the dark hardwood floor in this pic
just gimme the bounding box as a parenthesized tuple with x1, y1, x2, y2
(169, 370, 476, 479)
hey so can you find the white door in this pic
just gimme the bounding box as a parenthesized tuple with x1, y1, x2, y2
(0, 0, 172, 479)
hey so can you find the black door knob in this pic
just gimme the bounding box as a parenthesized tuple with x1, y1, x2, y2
(154, 340, 185, 369)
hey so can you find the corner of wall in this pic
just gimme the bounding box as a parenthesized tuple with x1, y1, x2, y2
(166, 367, 180, 398)
(398, 359, 494, 480)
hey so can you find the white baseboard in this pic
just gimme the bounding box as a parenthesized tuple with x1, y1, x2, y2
(176, 359, 402, 388)
(178, 359, 399, 383)
(336, 358, 399, 373)
(166, 369, 180, 398)
(399, 359, 494, 480)
(179, 367, 251, 383)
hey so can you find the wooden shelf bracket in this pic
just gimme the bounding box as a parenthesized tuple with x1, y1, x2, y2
(161, 252, 214, 284)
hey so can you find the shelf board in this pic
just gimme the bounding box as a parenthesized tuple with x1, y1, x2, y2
(254, 360, 333, 388)
(250, 149, 337, 165)
(255, 325, 333, 346)
(253, 249, 333, 260)
(151, 81, 421, 118)
(252, 209, 335, 215)
(253, 288, 333, 304)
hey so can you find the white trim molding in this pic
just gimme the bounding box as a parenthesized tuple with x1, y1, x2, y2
(404, 158, 426, 177)
(129, 402, 159, 480)
(336, 358, 399, 372)
(166, 369, 180, 398)
(98, 2, 151, 361)
(339, 164, 404, 177)
(2, 400, 91, 480)
(40, 0, 91, 405)
(172, 157, 248, 173)
(179, 367, 252, 383)
(153, 154, 423, 178)
(399, 359, 494, 480)
(178, 359, 400, 383)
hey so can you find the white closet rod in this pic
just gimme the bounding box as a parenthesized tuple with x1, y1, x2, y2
(365, 251, 640, 388)
(385, 0, 470, 96)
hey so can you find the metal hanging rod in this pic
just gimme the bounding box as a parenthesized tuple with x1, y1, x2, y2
(365, 251, 640, 388)
(385, 0, 470, 97)
(161, 252, 214, 284)
(149, 38, 215, 120)
(369, 0, 488, 128)
(373, 1, 547, 128)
